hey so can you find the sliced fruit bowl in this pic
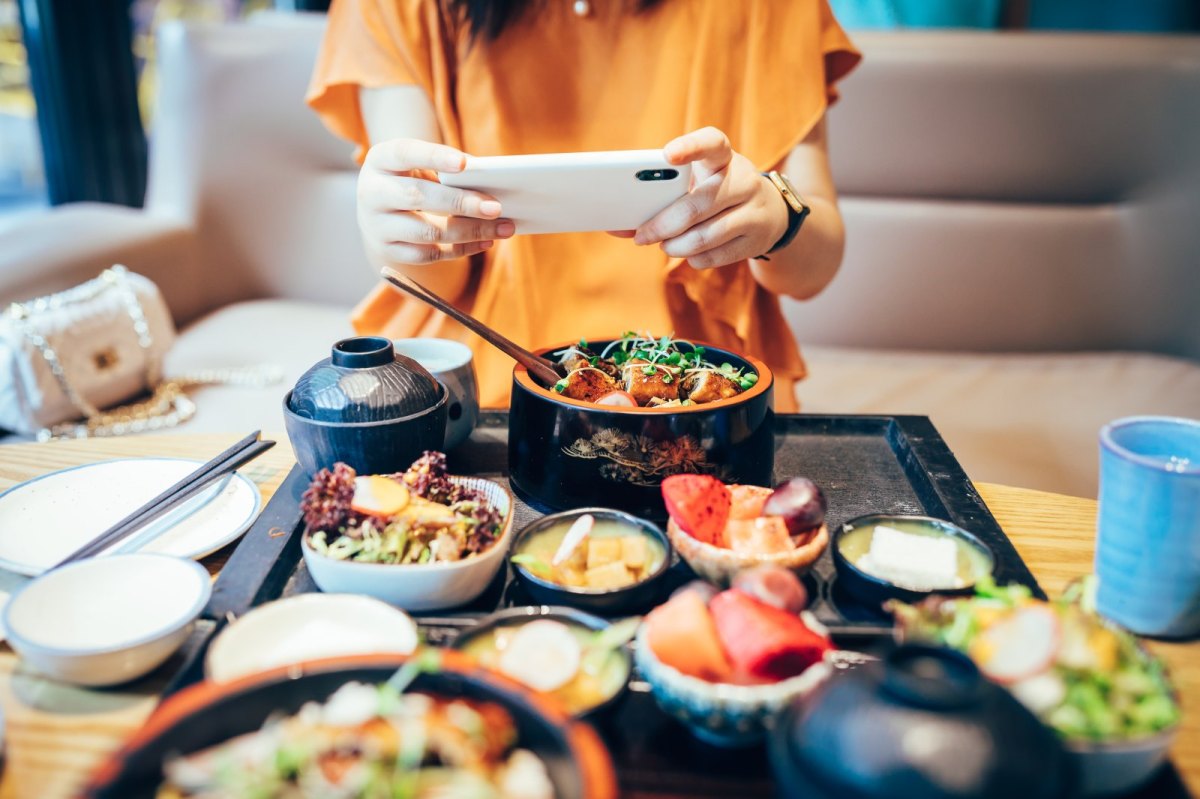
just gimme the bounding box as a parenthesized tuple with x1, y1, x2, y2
(662, 475, 829, 586)
(667, 518, 829, 587)
(633, 626, 832, 747)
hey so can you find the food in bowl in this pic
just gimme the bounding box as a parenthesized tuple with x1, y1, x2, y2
(508, 337, 773, 519)
(551, 332, 758, 407)
(512, 512, 668, 590)
(661, 474, 829, 584)
(635, 568, 834, 746)
(832, 514, 996, 606)
(456, 610, 635, 716)
(301, 451, 505, 564)
(890, 578, 1179, 741)
(645, 571, 830, 684)
(840, 518, 991, 591)
(156, 669, 556, 799)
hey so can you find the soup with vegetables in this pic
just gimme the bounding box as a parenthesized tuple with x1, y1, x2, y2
(460, 619, 631, 715)
(515, 518, 666, 590)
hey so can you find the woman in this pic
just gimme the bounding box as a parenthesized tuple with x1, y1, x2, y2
(307, 0, 860, 410)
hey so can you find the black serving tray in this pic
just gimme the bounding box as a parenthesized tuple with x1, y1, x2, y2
(159, 412, 1051, 796)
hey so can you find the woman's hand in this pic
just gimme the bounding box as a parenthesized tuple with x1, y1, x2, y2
(631, 127, 789, 269)
(357, 138, 514, 266)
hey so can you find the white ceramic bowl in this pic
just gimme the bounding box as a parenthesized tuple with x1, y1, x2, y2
(301, 476, 514, 611)
(205, 593, 419, 683)
(3, 553, 210, 687)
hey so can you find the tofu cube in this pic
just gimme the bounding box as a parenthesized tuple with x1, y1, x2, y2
(585, 560, 634, 590)
(586, 538, 622, 570)
(620, 535, 647, 570)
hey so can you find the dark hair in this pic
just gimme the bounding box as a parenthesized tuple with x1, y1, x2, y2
(449, 0, 664, 42)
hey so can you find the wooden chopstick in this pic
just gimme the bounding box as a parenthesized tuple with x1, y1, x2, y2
(51, 433, 275, 569)
(380, 267, 563, 387)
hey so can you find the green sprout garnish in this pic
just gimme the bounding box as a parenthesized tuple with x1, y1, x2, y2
(579, 337, 588, 349)
(554, 378, 568, 393)
(510, 552, 553, 576)
(642, 365, 657, 376)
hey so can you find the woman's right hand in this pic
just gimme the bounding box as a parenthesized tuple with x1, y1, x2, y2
(358, 138, 514, 265)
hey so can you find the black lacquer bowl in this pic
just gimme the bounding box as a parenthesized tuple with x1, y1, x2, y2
(82, 652, 618, 799)
(768, 645, 1077, 799)
(283, 336, 448, 476)
(508, 340, 775, 519)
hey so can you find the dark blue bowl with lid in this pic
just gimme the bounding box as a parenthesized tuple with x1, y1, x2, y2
(283, 336, 448, 476)
(768, 644, 1077, 799)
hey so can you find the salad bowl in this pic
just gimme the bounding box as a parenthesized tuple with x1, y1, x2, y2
(301, 474, 514, 611)
(509, 337, 775, 519)
(891, 579, 1181, 797)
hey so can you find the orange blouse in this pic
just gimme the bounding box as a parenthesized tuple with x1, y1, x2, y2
(307, 0, 860, 410)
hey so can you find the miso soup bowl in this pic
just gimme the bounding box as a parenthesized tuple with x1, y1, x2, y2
(510, 508, 674, 615)
(509, 340, 775, 520)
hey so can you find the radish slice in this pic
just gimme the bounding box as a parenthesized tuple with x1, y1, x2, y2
(350, 475, 410, 517)
(497, 620, 582, 692)
(594, 390, 638, 407)
(552, 514, 594, 566)
(975, 605, 1061, 684)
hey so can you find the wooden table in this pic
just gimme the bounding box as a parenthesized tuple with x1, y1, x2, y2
(0, 433, 1195, 799)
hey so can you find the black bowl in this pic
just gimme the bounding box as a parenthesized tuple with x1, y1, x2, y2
(283, 336, 449, 476)
(452, 606, 634, 719)
(510, 508, 674, 615)
(768, 644, 1076, 799)
(831, 514, 996, 608)
(81, 652, 618, 799)
(508, 339, 775, 519)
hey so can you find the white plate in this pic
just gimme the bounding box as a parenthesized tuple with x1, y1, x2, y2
(206, 594, 419, 683)
(0, 458, 262, 576)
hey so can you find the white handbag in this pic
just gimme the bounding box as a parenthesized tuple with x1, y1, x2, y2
(0, 265, 190, 439)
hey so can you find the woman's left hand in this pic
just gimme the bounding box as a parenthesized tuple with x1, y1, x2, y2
(629, 127, 789, 268)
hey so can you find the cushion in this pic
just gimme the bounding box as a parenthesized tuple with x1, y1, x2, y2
(164, 299, 353, 437)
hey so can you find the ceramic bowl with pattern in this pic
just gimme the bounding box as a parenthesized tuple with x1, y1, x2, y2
(632, 625, 832, 747)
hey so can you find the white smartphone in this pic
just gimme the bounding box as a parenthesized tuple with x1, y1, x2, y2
(439, 149, 691, 235)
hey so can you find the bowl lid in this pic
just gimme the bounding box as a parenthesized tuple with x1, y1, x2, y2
(288, 336, 442, 423)
(772, 644, 1075, 799)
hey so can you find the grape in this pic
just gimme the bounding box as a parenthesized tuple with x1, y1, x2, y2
(732, 565, 808, 614)
(670, 580, 720, 605)
(762, 477, 827, 536)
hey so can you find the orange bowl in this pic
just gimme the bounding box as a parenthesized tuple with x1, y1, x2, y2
(81, 651, 618, 799)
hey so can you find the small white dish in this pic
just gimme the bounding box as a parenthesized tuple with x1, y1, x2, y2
(206, 594, 419, 683)
(301, 476, 513, 612)
(3, 553, 211, 687)
(0, 458, 262, 576)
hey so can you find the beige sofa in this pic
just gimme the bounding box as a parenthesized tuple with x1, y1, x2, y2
(1, 14, 1198, 499)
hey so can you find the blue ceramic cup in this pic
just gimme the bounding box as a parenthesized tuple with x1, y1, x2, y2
(391, 338, 479, 450)
(1095, 416, 1200, 638)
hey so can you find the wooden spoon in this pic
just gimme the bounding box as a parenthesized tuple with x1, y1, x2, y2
(380, 267, 563, 388)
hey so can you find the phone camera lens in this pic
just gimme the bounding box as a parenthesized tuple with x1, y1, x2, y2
(636, 169, 680, 181)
